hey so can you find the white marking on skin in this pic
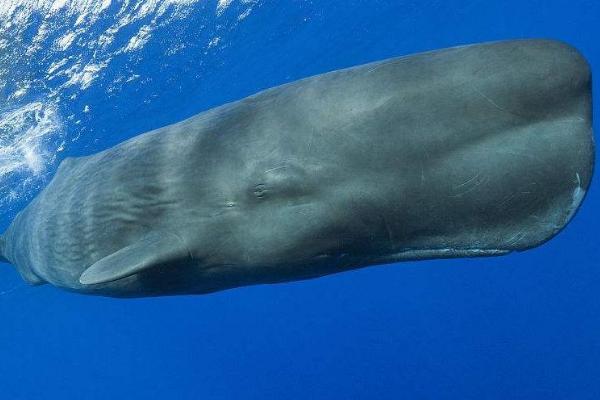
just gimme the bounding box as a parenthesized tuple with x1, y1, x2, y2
(264, 165, 287, 174)
(564, 173, 585, 223)
(472, 86, 511, 113)
(453, 170, 482, 189)
(449, 171, 487, 197)
(504, 230, 526, 246)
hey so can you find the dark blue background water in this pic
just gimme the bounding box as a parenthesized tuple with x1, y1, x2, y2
(0, 1, 598, 398)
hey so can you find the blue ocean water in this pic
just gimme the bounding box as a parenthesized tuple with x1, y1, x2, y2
(0, 0, 598, 398)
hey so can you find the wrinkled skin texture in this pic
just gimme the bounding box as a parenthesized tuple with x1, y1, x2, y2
(0, 39, 594, 297)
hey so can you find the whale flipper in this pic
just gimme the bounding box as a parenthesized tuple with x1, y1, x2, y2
(79, 231, 190, 285)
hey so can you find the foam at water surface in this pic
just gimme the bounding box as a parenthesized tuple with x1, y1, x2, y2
(0, 102, 64, 214)
(0, 0, 261, 217)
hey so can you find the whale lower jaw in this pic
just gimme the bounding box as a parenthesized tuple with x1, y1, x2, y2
(380, 248, 511, 264)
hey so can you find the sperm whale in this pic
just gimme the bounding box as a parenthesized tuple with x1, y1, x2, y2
(0, 39, 594, 297)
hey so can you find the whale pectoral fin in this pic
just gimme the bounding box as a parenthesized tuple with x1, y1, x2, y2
(79, 231, 190, 285)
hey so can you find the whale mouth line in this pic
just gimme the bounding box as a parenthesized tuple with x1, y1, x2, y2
(388, 248, 511, 261)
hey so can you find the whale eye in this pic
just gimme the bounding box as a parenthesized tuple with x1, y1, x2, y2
(249, 163, 313, 201)
(253, 183, 267, 199)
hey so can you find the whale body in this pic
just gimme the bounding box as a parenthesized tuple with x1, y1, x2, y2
(0, 39, 594, 297)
